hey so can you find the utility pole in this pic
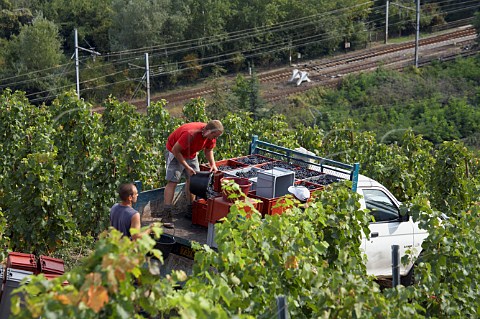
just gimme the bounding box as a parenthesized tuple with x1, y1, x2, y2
(75, 29, 80, 98)
(384, 2, 420, 67)
(414, 0, 420, 68)
(128, 54, 151, 108)
(385, 0, 389, 44)
(145, 53, 151, 108)
(289, 39, 292, 66)
(74, 28, 101, 99)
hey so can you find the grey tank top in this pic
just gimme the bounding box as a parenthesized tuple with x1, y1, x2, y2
(110, 203, 138, 238)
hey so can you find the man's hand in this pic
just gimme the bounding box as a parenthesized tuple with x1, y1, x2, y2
(209, 164, 218, 173)
(186, 166, 196, 176)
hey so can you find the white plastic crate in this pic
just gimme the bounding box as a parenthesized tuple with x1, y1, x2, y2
(256, 167, 295, 198)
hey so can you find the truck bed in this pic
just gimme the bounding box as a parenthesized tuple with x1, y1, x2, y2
(136, 183, 209, 247)
(134, 136, 360, 275)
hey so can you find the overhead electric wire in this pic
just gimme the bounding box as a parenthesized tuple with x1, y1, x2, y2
(7, 2, 385, 89)
(1, 1, 383, 88)
(147, 20, 404, 78)
(132, 8, 388, 71)
(0, 60, 76, 84)
(2, 0, 472, 86)
(439, 4, 480, 16)
(80, 77, 142, 93)
(147, 15, 389, 72)
(3, 0, 475, 102)
(15, 16, 408, 100)
(90, 2, 384, 70)
(104, 1, 378, 58)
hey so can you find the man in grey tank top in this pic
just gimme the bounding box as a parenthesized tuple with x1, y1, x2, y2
(110, 183, 141, 240)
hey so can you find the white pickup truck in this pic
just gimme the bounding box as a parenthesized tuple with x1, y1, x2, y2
(356, 173, 427, 285)
(135, 136, 427, 286)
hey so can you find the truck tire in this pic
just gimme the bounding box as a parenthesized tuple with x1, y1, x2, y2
(400, 251, 423, 286)
(400, 264, 414, 286)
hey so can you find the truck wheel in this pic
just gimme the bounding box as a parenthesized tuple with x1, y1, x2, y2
(401, 251, 423, 286)
(400, 264, 414, 286)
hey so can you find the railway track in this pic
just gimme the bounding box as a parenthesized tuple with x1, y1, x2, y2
(132, 27, 478, 113)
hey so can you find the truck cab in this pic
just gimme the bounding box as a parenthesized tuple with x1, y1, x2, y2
(356, 174, 427, 280)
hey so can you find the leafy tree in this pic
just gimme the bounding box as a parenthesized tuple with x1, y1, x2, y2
(232, 73, 263, 118)
(0, 0, 12, 9)
(430, 141, 476, 213)
(185, 0, 232, 55)
(41, 0, 113, 53)
(109, 0, 189, 51)
(474, 11, 480, 45)
(2, 14, 66, 102)
(0, 90, 77, 254)
(0, 6, 33, 39)
(182, 53, 202, 82)
(183, 184, 416, 317)
(0, 207, 9, 262)
(206, 76, 233, 119)
(408, 197, 480, 317)
(182, 97, 209, 123)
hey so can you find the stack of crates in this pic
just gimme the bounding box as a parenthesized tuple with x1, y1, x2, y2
(0, 252, 66, 318)
(0, 253, 37, 319)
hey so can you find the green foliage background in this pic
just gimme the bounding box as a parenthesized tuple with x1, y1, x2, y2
(0, 54, 480, 317)
(1, 0, 475, 103)
(282, 56, 480, 147)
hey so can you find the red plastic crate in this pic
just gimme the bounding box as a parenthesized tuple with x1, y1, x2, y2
(294, 180, 324, 194)
(248, 191, 294, 216)
(199, 159, 248, 172)
(207, 197, 262, 223)
(43, 273, 69, 286)
(38, 256, 65, 275)
(6, 252, 38, 274)
(192, 199, 209, 227)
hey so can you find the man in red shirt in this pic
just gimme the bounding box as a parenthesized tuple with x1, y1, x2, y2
(160, 120, 224, 228)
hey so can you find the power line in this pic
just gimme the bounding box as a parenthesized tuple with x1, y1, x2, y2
(6, 18, 422, 101)
(2, 0, 475, 102)
(104, 1, 377, 58)
(1, 3, 384, 91)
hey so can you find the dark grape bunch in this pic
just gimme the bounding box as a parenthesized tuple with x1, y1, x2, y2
(296, 181, 321, 190)
(234, 155, 273, 165)
(259, 161, 298, 171)
(235, 170, 258, 178)
(218, 165, 239, 171)
(206, 188, 221, 199)
(308, 174, 342, 185)
(294, 167, 323, 180)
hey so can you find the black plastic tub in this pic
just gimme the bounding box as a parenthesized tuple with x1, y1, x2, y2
(189, 171, 213, 199)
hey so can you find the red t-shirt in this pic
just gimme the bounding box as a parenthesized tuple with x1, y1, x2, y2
(166, 122, 216, 159)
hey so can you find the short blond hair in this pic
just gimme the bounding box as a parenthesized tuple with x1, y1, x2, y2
(205, 120, 224, 133)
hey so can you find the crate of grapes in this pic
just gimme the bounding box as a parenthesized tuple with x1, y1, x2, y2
(223, 166, 266, 191)
(231, 154, 276, 166)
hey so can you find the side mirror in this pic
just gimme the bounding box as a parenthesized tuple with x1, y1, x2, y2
(399, 205, 410, 222)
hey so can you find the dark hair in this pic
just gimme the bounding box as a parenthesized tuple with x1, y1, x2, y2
(118, 183, 136, 201)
